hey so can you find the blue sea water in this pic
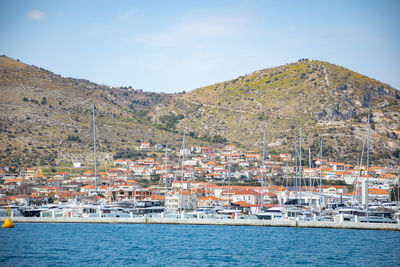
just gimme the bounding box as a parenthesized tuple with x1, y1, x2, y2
(1, 223, 399, 266)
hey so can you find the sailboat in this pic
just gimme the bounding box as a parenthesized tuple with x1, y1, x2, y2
(337, 108, 396, 223)
(255, 132, 286, 220)
(92, 104, 98, 200)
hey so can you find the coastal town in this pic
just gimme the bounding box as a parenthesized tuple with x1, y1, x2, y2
(1, 142, 399, 212)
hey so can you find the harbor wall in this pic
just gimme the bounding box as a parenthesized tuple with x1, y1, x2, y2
(2, 217, 400, 231)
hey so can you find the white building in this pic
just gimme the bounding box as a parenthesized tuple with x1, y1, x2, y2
(165, 190, 197, 210)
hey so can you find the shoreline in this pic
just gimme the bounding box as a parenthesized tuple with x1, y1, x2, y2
(2, 217, 400, 231)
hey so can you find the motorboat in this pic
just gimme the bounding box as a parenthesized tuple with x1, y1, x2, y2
(255, 206, 284, 220)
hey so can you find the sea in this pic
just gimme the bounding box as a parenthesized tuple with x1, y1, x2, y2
(1, 223, 399, 266)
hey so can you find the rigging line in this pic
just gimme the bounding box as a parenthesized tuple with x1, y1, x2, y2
(299, 128, 303, 206)
(285, 161, 289, 189)
(354, 130, 367, 202)
(180, 130, 186, 213)
(281, 161, 285, 188)
(319, 139, 322, 211)
(227, 151, 232, 207)
(366, 108, 371, 217)
(164, 144, 168, 207)
(308, 147, 313, 207)
(294, 132, 298, 202)
(97, 128, 111, 203)
(257, 132, 266, 212)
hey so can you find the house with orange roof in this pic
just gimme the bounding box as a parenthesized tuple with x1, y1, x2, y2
(369, 188, 389, 199)
(203, 161, 217, 170)
(279, 153, 292, 161)
(321, 185, 348, 194)
(58, 191, 76, 200)
(147, 194, 164, 202)
(113, 158, 133, 167)
(131, 165, 146, 176)
(223, 144, 236, 151)
(327, 162, 347, 171)
(23, 167, 42, 179)
(46, 178, 61, 187)
(197, 195, 224, 207)
(303, 168, 320, 177)
(244, 153, 262, 163)
(201, 147, 212, 155)
(37, 186, 64, 194)
(221, 153, 241, 162)
(314, 158, 327, 166)
(140, 142, 151, 151)
(379, 173, 397, 181)
(334, 171, 352, 178)
(54, 172, 70, 180)
(369, 166, 387, 176)
(214, 164, 226, 171)
(224, 189, 259, 205)
(127, 179, 139, 184)
(205, 173, 222, 180)
(111, 185, 150, 201)
(80, 184, 95, 193)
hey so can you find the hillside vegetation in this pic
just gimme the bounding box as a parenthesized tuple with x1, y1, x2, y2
(0, 56, 199, 167)
(1, 56, 399, 167)
(150, 59, 400, 164)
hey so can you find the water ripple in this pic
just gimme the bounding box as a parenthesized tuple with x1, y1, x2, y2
(0, 223, 399, 266)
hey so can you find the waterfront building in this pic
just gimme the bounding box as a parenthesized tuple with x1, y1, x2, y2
(165, 190, 197, 210)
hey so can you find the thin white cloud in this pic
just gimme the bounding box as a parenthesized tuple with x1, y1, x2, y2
(134, 15, 250, 47)
(27, 9, 45, 21)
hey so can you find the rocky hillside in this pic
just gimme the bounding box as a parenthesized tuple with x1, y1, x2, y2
(150, 59, 400, 164)
(0, 56, 195, 167)
(1, 56, 399, 167)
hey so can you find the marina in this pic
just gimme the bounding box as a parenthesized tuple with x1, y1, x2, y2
(1, 223, 400, 266)
(2, 1, 400, 266)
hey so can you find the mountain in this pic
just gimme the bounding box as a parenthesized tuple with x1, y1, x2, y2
(0, 56, 195, 167)
(1, 56, 399, 167)
(149, 59, 400, 164)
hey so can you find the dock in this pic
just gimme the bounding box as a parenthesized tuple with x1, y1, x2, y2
(2, 217, 400, 231)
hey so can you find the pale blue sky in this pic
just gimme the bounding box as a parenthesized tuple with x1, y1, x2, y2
(1, 0, 399, 93)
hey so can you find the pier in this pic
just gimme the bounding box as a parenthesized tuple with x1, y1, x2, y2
(2, 217, 400, 231)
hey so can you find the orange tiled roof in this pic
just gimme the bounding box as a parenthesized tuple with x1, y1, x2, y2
(198, 195, 222, 201)
(149, 195, 164, 200)
(233, 201, 251, 207)
(368, 188, 388, 195)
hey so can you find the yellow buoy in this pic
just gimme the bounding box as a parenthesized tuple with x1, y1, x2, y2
(2, 207, 14, 228)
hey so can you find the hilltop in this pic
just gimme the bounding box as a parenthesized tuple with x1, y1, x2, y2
(0, 56, 198, 167)
(0, 56, 399, 167)
(149, 59, 400, 164)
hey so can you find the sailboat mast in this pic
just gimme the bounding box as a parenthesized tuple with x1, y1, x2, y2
(92, 104, 97, 196)
(164, 144, 168, 206)
(180, 131, 186, 213)
(319, 139, 322, 209)
(294, 133, 298, 202)
(258, 132, 266, 211)
(227, 151, 232, 207)
(366, 109, 371, 216)
(299, 128, 302, 206)
(308, 147, 312, 207)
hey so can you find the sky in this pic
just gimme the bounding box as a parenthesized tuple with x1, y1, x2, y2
(0, 0, 399, 93)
